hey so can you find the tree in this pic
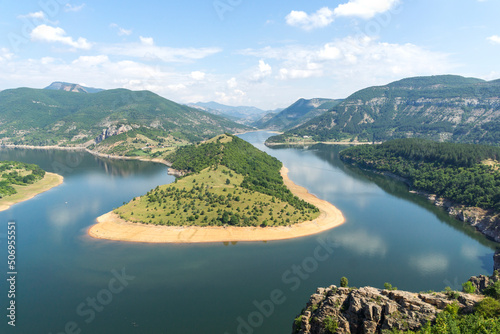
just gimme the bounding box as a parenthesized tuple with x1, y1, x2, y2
(340, 277, 348, 288)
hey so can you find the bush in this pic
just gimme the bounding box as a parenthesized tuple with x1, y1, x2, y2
(384, 282, 398, 291)
(474, 297, 500, 318)
(462, 281, 476, 294)
(483, 281, 500, 300)
(323, 316, 338, 334)
(340, 277, 348, 288)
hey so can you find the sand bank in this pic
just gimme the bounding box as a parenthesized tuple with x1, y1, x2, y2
(0, 172, 64, 212)
(88, 166, 345, 243)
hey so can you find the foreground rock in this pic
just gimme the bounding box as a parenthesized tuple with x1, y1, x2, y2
(292, 286, 482, 334)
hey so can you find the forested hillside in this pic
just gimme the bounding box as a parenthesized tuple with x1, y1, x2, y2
(340, 138, 500, 211)
(0, 87, 249, 148)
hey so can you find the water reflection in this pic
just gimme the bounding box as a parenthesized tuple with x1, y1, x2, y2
(331, 229, 388, 257)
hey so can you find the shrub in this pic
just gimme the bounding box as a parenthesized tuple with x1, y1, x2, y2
(384, 282, 398, 291)
(323, 316, 338, 334)
(483, 281, 500, 300)
(462, 281, 476, 294)
(340, 277, 348, 288)
(474, 297, 500, 318)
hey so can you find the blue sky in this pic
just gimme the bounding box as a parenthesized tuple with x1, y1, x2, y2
(0, 0, 499, 109)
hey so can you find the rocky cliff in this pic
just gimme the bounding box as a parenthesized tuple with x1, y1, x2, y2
(293, 272, 500, 334)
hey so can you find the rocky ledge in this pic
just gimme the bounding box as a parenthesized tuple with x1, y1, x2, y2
(495, 250, 500, 271)
(292, 272, 500, 334)
(410, 190, 500, 243)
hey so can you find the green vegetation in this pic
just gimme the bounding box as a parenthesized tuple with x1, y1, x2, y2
(0, 87, 249, 149)
(462, 281, 477, 294)
(340, 138, 500, 211)
(114, 134, 319, 227)
(340, 277, 348, 288)
(323, 316, 339, 334)
(0, 161, 46, 198)
(168, 134, 318, 212)
(267, 75, 500, 145)
(384, 282, 398, 291)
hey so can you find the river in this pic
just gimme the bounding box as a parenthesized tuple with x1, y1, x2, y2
(0, 131, 497, 334)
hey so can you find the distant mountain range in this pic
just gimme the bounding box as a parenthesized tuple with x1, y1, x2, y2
(0, 85, 250, 149)
(254, 98, 343, 131)
(44, 81, 104, 94)
(267, 75, 500, 145)
(188, 101, 281, 126)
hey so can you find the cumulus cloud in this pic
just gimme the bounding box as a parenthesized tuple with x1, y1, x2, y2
(286, 7, 334, 31)
(334, 0, 400, 19)
(249, 59, 272, 81)
(487, 35, 500, 44)
(140, 36, 154, 46)
(30, 24, 92, 50)
(241, 36, 454, 84)
(286, 0, 400, 30)
(191, 71, 206, 80)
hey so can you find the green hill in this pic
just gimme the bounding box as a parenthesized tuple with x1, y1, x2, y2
(114, 134, 319, 227)
(0, 87, 250, 155)
(266, 75, 500, 145)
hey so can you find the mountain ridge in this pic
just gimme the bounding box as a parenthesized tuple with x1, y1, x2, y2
(266, 75, 500, 145)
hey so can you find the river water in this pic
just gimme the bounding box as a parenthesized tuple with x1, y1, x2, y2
(0, 131, 497, 334)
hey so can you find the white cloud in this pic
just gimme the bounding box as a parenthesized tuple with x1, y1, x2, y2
(0, 48, 14, 62)
(140, 36, 154, 46)
(101, 42, 221, 63)
(18, 11, 46, 19)
(227, 77, 238, 89)
(241, 36, 454, 84)
(250, 59, 272, 81)
(487, 35, 500, 44)
(64, 3, 86, 12)
(334, 0, 400, 19)
(286, 7, 334, 31)
(110, 23, 132, 36)
(286, 0, 400, 30)
(167, 83, 186, 91)
(30, 24, 92, 50)
(190, 71, 206, 80)
(72, 55, 109, 66)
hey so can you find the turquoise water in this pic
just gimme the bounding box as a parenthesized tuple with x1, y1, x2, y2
(0, 131, 497, 334)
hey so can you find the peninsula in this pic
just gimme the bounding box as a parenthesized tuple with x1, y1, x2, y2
(89, 134, 345, 243)
(0, 161, 63, 211)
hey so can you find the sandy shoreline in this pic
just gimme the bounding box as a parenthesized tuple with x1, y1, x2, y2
(88, 166, 345, 243)
(0, 172, 64, 212)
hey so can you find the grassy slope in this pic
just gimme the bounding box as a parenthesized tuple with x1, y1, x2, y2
(114, 166, 319, 227)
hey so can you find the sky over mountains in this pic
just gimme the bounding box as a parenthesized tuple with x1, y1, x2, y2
(0, 0, 499, 109)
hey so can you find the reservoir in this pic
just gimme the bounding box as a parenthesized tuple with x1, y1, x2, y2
(0, 131, 497, 334)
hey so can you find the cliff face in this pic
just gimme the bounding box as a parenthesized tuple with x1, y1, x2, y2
(292, 285, 487, 334)
(495, 250, 500, 271)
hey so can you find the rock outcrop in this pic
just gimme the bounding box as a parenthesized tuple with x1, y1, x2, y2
(466, 271, 500, 293)
(95, 124, 133, 144)
(292, 286, 482, 334)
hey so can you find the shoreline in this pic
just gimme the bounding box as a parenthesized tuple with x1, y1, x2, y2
(88, 166, 345, 243)
(265, 141, 378, 147)
(0, 172, 64, 212)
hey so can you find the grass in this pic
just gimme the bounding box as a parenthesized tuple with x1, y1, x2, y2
(114, 166, 320, 227)
(0, 172, 62, 210)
